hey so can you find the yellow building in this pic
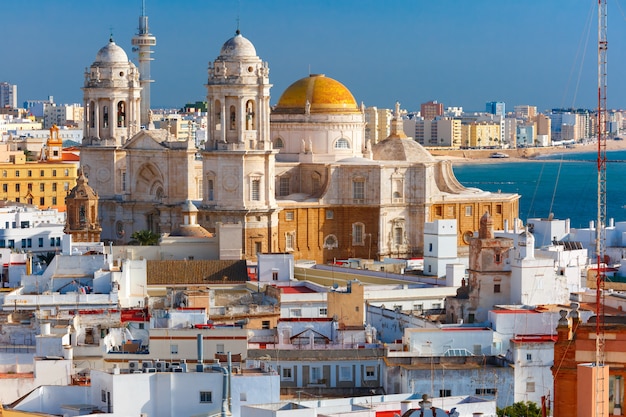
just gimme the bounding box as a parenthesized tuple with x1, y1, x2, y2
(461, 121, 501, 148)
(0, 127, 77, 211)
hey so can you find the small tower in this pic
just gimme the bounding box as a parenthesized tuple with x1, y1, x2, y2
(65, 169, 101, 242)
(43, 124, 63, 162)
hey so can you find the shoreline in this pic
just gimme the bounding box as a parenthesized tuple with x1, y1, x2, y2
(429, 139, 626, 165)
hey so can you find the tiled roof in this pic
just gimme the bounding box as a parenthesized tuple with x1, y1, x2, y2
(147, 260, 248, 285)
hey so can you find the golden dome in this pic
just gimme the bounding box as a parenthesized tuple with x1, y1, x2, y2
(274, 74, 360, 114)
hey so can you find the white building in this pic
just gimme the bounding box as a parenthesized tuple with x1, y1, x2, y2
(423, 219, 458, 277)
(4, 363, 279, 417)
(0, 202, 65, 257)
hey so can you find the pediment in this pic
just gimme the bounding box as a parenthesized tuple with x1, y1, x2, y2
(123, 130, 168, 150)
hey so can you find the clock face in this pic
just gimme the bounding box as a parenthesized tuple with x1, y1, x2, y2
(223, 174, 238, 191)
(97, 167, 110, 182)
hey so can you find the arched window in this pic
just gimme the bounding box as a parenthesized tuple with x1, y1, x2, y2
(274, 138, 284, 149)
(323, 234, 338, 249)
(229, 105, 236, 130)
(246, 100, 255, 130)
(90, 101, 96, 128)
(214, 100, 221, 129)
(103, 105, 109, 128)
(117, 101, 126, 127)
(335, 138, 350, 149)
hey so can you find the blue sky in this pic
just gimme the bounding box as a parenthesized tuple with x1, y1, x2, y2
(2, 0, 625, 112)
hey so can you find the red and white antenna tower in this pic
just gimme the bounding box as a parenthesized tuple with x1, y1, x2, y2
(595, 0, 608, 414)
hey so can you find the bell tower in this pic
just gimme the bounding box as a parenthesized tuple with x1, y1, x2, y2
(202, 31, 278, 258)
(65, 169, 102, 243)
(82, 37, 142, 146)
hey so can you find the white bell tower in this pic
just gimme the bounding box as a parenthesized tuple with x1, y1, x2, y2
(82, 37, 142, 146)
(202, 30, 278, 257)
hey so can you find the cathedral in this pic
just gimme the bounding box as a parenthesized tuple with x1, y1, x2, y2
(79, 31, 519, 263)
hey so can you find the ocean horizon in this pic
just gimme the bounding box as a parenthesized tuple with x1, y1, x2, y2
(452, 149, 626, 229)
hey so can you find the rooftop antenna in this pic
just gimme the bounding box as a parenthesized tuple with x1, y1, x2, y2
(109, 26, 114, 42)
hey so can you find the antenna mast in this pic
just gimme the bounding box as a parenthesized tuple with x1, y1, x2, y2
(595, 0, 608, 414)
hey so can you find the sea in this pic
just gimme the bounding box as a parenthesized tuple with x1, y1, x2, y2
(452, 149, 626, 229)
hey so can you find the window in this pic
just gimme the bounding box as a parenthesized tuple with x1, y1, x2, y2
(285, 211, 294, 221)
(20, 221, 28, 229)
(64, 182, 69, 191)
(432, 303, 442, 309)
(279, 177, 290, 196)
(526, 353, 532, 361)
(52, 183, 57, 191)
(27, 170, 32, 177)
(526, 382, 535, 392)
(352, 179, 365, 202)
(323, 235, 338, 249)
(40, 197, 45, 205)
(207, 179, 214, 201)
(335, 138, 350, 149)
(2, 184, 6, 192)
(465, 206, 472, 216)
(429, 243, 433, 252)
(364, 365, 376, 380)
(52, 197, 57, 205)
(38, 238, 43, 248)
(0, 240, 5, 248)
(272, 271, 278, 281)
(15, 170, 19, 177)
(285, 233, 295, 251)
(251, 179, 260, 201)
(274, 138, 284, 148)
(494, 284, 501, 293)
(40, 183, 45, 192)
(52, 170, 57, 177)
(339, 365, 352, 381)
(475, 388, 497, 395)
(64, 169, 69, 176)
(8, 240, 14, 249)
(101, 389, 106, 402)
(394, 226, 403, 246)
(495, 253, 501, 263)
(319, 308, 327, 316)
(15, 184, 20, 192)
(216, 344, 225, 354)
(439, 389, 452, 397)
(291, 308, 302, 317)
(2, 170, 6, 177)
(199, 391, 213, 403)
(40, 170, 44, 177)
(352, 223, 364, 245)
(311, 366, 322, 383)
(240, 392, 247, 402)
(414, 304, 423, 311)
(282, 367, 293, 381)
(326, 210, 334, 220)
(435, 205, 443, 216)
(255, 241, 262, 255)
(170, 344, 178, 354)
(496, 204, 502, 214)
(262, 320, 270, 329)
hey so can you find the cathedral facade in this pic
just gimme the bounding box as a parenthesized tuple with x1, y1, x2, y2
(80, 31, 519, 263)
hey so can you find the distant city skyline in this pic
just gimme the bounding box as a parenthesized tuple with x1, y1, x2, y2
(2, 0, 625, 112)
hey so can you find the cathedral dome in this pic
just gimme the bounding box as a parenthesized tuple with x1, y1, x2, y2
(219, 31, 257, 58)
(372, 137, 435, 163)
(95, 38, 129, 64)
(274, 74, 360, 114)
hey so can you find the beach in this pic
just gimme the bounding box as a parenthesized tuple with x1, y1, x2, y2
(429, 139, 626, 164)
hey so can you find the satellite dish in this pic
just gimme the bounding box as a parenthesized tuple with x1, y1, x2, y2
(332, 283, 339, 289)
